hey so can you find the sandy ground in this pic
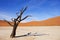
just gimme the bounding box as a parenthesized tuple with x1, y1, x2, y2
(0, 26, 60, 40)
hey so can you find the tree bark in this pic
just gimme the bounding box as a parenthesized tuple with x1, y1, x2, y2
(10, 20, 18, 38)
(10, 25, 17, 38)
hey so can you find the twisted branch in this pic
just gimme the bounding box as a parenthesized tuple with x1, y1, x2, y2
(4, 20, 13, 26)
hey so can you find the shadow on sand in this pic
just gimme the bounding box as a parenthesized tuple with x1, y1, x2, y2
(15, 32, 49, 38)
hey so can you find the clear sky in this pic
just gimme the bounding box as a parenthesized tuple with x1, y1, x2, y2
(0, 0, 60, 22)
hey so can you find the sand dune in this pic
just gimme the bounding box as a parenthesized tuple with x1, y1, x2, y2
(0, 16, 60, 26)
(20, 16, 60, 26)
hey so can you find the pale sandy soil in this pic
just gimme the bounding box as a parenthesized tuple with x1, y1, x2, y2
(0, 26, 60, 40)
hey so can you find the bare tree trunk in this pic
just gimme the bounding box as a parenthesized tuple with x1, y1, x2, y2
(10, 20, 18, 38)
(10, 25, 17, 38)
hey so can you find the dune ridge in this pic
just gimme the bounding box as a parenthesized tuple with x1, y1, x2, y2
(0, 16, 60, 26)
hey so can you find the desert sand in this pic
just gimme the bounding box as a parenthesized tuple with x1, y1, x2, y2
(0, 16, 60, 26)
(0, 26, 60, 40)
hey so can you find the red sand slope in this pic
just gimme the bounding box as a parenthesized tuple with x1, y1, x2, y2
(0, 16, 60, 26)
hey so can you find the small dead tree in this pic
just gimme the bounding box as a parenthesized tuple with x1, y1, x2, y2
(4, 7, 31, 38)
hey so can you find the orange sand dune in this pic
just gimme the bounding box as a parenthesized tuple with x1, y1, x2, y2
(20, 16, 60, 26)
(0, 16, 60, 26)
(0, 20, 13, 26)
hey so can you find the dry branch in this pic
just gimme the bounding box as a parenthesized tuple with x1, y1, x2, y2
(4, 20, 13, 26)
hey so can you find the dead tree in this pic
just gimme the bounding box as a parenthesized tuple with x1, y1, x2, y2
(4, 7, 31, 38)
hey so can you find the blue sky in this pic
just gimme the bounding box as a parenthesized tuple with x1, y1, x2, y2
(0, 0, 60, 22)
